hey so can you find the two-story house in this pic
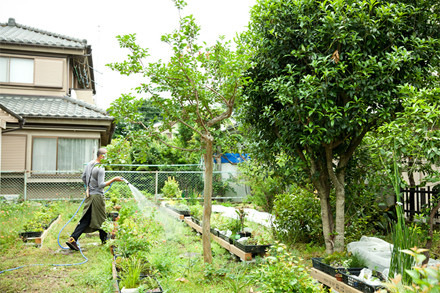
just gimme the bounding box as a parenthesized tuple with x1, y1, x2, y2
(0, 18, 115, 200)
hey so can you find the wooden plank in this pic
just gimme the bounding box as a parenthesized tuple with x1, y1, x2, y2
(185, 218, 203, 233)
(211, 234, 230, 251)
(112, 260, 120, 293)
(310, 268, 362, 293)
(229, 244, 252, 261)
(183, 218, 252, 261)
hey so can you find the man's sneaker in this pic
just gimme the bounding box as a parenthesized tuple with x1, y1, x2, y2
(66, 237, 80, 251)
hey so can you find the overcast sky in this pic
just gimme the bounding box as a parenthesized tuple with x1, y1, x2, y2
(1, 0, 256, 110)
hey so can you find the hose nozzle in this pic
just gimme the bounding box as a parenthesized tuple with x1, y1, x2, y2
(122, 178, 129, 184)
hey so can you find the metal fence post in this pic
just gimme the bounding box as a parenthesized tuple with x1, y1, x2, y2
(155, 171, 158, 200)
(23, 171, 27, 201)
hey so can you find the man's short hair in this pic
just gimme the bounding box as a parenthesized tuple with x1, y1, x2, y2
(97, 148, 107, 157)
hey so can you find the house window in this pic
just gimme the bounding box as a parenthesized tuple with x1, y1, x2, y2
(32, 138, 98, 173)
(0, 57, 34, 84)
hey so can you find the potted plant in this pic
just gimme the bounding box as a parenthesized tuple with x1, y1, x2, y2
(235, 207, 251, 238)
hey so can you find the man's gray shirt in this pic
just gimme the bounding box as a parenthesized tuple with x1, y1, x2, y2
(81, 161, 106, 195)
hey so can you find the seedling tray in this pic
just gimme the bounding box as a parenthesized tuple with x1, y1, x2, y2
(311, 258, 364, 277)
(233, 240, 271, 254)
(342, 272, 384, 293)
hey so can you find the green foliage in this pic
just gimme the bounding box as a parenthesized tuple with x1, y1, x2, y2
(238, 160, 286, 213)
(105, 182, 132, 199)
(100, 219, 115, 234)
(249, 243, 325, 293)
(107, 10, 251, 264)
(21, 202, 60, 232)
(323, 251, 367, 269)
(188, 201, 203, 219)
(240, 0, 440, 252)
(118, 255, 147, 289)
(235, 207, 247, 232)
(222, 264, 251, 293)
(106, 9, 251, 159)
(273, 187, 322, 245)
(369, 87, 440, 186)
(379, 248, 440, 293)
(212, 173, 234, 197)
(114, 199, 163, 257)
(161, 176, 183, 199)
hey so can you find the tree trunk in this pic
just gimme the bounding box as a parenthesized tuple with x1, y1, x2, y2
(309, 153, 334, 254)
(422, 198, 440, 265)
(202, 135, 214, 263)
(334, 181, 345, 252)
(317, 187, 334, 254)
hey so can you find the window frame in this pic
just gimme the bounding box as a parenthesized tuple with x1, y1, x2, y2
(31, 136, 99, 174)
(0, 56, 35, 85)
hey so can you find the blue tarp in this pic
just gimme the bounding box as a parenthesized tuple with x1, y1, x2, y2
(216, 153, 249, 164)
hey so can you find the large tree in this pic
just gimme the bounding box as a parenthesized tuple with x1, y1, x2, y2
(107, 2, 250, 262)
(240, 0, 440, 253)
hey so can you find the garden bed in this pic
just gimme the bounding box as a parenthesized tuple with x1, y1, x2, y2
(19, 215, 60, 247)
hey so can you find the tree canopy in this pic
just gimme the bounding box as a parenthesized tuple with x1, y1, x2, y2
(240, 0, 440, 253)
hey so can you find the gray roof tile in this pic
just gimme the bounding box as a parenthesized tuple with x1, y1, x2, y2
(0, 18, 87, 49)
(0, 95, 112, 120)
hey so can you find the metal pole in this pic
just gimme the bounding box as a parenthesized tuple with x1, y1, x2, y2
(24, 171, 27, 201)
(155, 171, 158, 200)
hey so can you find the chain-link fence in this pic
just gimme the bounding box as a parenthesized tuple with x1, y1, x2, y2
(0, 166, 249, 201)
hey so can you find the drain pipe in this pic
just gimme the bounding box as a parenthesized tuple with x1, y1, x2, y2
(0, 105, 25, 133)
(2, 118, 25, 133)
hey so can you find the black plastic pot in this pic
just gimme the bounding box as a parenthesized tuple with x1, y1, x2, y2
(238, 231, 251, 238)
(108, 212, 119, 221)
(210, 228, 219, 237)
(218, 232, 234, 244)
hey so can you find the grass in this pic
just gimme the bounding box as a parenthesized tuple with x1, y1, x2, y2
(0, 201, 114, 292)
(0, 199, 328, 292)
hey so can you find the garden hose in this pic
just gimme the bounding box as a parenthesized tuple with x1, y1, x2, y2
(0, 179, 125, 275)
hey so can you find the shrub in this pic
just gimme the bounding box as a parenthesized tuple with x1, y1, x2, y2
(238, 160, 286, 212)
(273, 187, 322, 245)
(161, 177, 182, 199)
(249, 242, 326, 292)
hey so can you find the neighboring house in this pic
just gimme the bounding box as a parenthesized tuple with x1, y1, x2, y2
(0, 18, 115, 199)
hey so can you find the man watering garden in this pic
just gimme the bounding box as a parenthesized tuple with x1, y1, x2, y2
(66, 148, 124, 251)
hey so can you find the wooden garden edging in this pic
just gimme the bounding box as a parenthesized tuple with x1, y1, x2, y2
(310, 268, 363, 293)
(182, 215, 253, 261)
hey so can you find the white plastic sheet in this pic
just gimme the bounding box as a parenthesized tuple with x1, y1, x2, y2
(347, 236, 440, 278)
(211, 205, 274, 228)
